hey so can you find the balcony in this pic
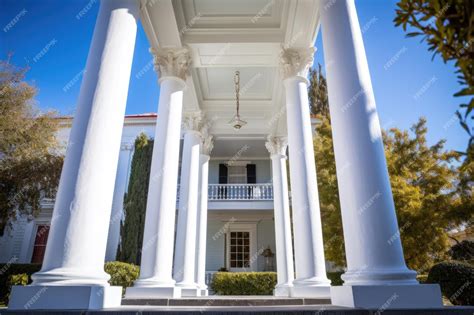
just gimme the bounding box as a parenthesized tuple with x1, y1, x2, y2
(208, 184, 273, 201)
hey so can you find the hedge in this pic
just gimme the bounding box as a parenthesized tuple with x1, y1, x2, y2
(427, 261, 473, 305)
(211, 272, 277, 295)
(211, 271, 344, 295)
(0, 261, 139, 305)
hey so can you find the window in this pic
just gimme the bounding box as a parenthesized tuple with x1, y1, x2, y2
(228, 165, 247, 184)
(229, 231, 250, 268)
(31, 225, 50, 263)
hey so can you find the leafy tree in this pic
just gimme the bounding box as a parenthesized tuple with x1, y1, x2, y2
(384, 118, 462, 271)
(308, 64, 330, 116)
(310, 66, 469, 270)
(0, 58, 62, 236)
(394, 0, 474, 152)
(448, 240, 474, 261)
(313, 115, 345, 265)
(117, 133, 153, 264)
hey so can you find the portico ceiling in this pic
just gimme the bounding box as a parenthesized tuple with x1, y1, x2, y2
(139, 0, 320, 137)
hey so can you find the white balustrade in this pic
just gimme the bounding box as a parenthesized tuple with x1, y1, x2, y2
(207, 184, 273, 200)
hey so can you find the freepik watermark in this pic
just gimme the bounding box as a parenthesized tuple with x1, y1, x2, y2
(3, 9, 27, 33)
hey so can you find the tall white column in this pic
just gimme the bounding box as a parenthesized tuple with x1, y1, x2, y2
(174, 113, 202, 296)
(125, 47, 192, 299)
(266, 136, 294, 297)
(320, 0, 442, 308)
(280, 47, 330, 298)
(106, 143, 133, 261)
(195, 126, 213, 297)
(9, 0, 138, 310)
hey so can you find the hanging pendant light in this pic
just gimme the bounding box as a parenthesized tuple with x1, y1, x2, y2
(228, 71, 247, 131)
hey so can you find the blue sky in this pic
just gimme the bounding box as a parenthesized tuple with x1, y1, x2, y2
(0, 0, 468, 153)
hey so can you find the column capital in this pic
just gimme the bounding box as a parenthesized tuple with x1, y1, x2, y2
(279, 47, 315, 80)
(182, 112, 202, 133)
(150, 47, 192, 82)
(200, 122, 214, 156)
(265, 136, 288, 157)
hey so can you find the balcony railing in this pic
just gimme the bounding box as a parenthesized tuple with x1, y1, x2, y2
(208, 183, 273, 201)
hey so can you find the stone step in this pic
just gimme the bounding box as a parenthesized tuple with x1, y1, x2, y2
(122, 296, 332, 307)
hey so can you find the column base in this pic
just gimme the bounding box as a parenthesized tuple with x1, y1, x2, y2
(199, 289, 209, 296)
(125, 286, 181, 299)
(331, 284, 443, 309)
(274, 284, 292, 297)
(180, 288, 201, 297)
(8, 285, 122, 310)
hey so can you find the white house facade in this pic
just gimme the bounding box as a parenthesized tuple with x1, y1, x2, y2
(1, 112, 306, 275)
(7, 0, 443, 311)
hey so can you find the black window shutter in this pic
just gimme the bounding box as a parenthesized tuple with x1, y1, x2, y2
(219, 164, 228, 184)
(247, 164, 256, 184)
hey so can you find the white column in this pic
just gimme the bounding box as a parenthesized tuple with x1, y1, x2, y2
(266, 136, 294, 297)
(9, 0, 138, 310)
(125, 47, 191, 299)
(106, 143, 133, 261)
(280, 47, 330, 298)
(320, 0, 442, 308)
(173, 113, 202, 296)
(195, 126, 213, 297)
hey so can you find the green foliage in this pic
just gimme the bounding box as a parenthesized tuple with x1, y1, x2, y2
(0, 58, 63, 235)
(308, 64, 330, 116)
(0, 263, 41, 305)
(117, 134, 154, 264)
(327, 272, 343, 286)
(104, 261, 140, 294)
(427, 261, 474, 305)
(1, 262, 139, 304)
(384, 118, 466, 271)
(314, 115, 469, 271)
(394, 0, 474, 151)
(211, 272, 277, 295)
(449, 240, 474, 262)
(314, 117, 345, 267)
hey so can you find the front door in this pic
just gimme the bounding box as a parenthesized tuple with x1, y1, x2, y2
(226, 223, 257, 271)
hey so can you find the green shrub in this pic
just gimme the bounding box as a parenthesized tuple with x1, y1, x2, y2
(0, 262, 139, 304)
(449, 240, 474, 262)
(427, 261, 473, 305)
(211, 272, 277, 295)
(104, 261, 140, 291)
(0, 263, 41, 305)
(416, 274, 428, 283)
(8, 273, 29, 286)
(327, 272, 343, 286)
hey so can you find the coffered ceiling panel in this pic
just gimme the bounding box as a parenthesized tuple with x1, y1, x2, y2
(195, 67, 274, 101)
(179, 0, 284, 29)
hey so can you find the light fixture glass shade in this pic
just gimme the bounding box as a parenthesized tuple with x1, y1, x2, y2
(228, 114, 247, 131)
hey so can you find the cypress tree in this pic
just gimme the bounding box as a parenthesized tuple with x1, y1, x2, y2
(117, 133, 153, 264)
